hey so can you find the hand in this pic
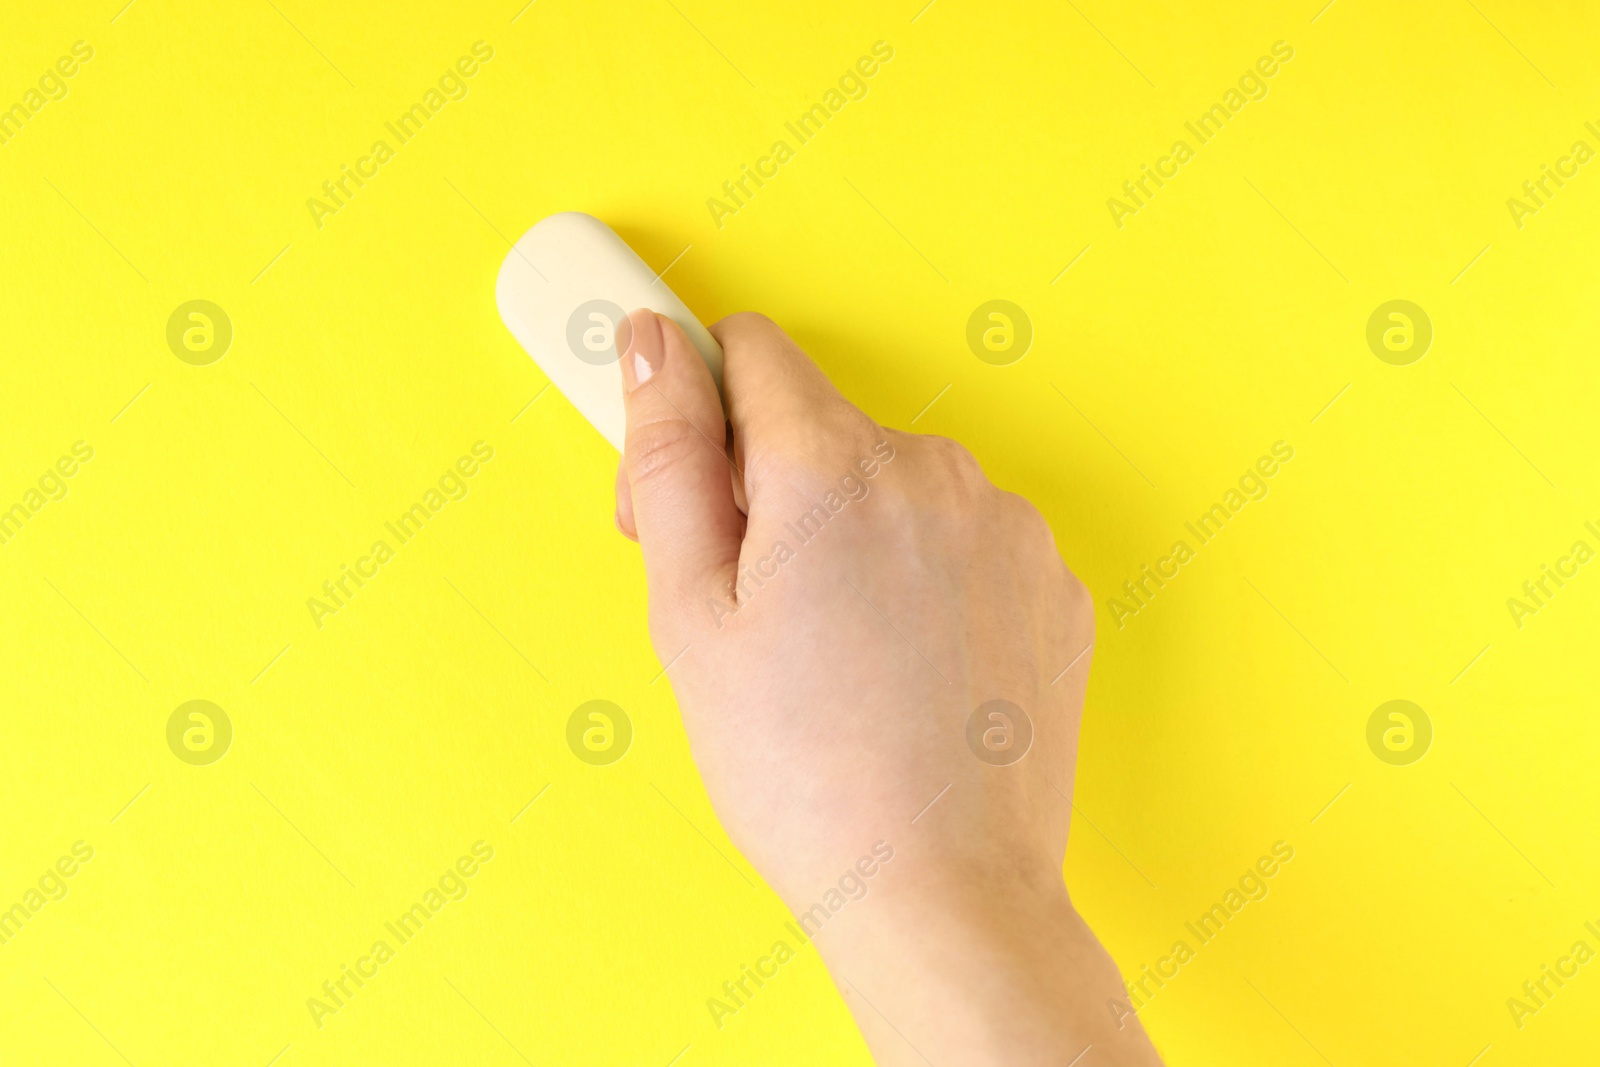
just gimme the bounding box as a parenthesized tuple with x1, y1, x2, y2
(612, 309, 1163, 1065)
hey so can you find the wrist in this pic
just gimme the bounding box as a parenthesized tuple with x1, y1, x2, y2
(797, 850, 1159, 1065)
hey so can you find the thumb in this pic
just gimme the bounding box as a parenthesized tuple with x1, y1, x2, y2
(617, 309, 744, 627)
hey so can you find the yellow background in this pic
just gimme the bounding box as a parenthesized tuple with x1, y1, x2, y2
(3, 0, 1597, 1063)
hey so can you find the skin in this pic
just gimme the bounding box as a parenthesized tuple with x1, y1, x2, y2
(611, 308, 1163, 1065)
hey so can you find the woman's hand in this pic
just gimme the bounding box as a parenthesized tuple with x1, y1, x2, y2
(612, 309, 1162, 1065)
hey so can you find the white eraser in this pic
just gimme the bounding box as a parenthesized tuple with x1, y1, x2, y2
(495, 212, 724, 450)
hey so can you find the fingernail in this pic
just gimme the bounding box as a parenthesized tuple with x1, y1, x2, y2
(619, 310, 663, 392)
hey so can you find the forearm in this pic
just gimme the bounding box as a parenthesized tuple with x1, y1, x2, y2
(809, 860, 1164, 1066)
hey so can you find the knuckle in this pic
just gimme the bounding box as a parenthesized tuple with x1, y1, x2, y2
(1064, 569, 1094, 630)
(1003, 491, 1056, 548)
(711, 310, 783, 347)
(626, 418, 706, 485)
(1059, 557, 1089, 601)
(719, 310, 776, 331)
(919, 435, 989, 495)
(756, 409, 880, 480)
(816, 412, 883, 467)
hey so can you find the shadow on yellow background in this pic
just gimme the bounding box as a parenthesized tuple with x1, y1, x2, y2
(2, 0, 1597, 1063)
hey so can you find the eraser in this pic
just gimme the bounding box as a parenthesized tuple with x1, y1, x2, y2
(495, 212, 724, 450)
